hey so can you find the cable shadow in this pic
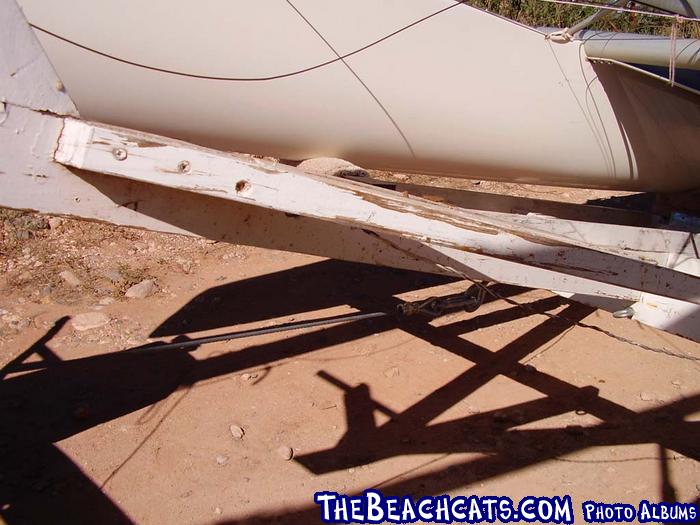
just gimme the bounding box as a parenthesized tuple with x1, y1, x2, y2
(151, 259, 458, 337)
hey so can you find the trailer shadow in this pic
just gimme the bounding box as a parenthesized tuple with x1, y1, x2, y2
(0, 260, 697, 525)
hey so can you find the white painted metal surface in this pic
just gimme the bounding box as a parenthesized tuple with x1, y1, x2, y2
(15, 0, 700, 191)
(0, 0, 76, 115)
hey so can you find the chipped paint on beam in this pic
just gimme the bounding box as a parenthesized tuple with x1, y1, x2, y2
(54, 118, 700, 305)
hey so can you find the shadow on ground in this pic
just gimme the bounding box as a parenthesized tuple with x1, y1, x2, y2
(0, 260, 697, 524)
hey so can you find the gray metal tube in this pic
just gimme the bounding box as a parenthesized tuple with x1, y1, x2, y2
(579, 30, 700, 70)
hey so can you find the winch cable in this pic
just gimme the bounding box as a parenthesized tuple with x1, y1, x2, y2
(131, 311, 388, 352)
(133, 281, 698, 363)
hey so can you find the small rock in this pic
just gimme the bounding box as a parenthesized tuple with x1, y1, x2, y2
(640, 392, 655, 402)
(71, 312, 110, 331)
(98, 297, 115, 306)
(103, 268, 124, 283)
(48, 217, 63, 229)
(1, 313, 30, 332)
(214, 507, 222, 515)
(174, 257, 193, 274)
(13, 214, 48, 231)
(59, 270, 82, 287)
(14, 230, 31, 241)
(276, 446, 294, 461)
(383, 366, 400, 378)
(229, 424, 245, 440)
(393, 174, 409, 181)
(671, 380, 681, 388)
(125, 279, 156, 299)
(696, 483, 700, 493)
(215, 455, 229, 466)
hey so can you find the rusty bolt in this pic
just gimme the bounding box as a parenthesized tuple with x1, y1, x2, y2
(235, 180, 250, 193)
(112, 148, 127, 161)
(177, 160, 191, 174)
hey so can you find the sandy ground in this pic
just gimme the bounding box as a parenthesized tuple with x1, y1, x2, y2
(0, 177, 699, 525)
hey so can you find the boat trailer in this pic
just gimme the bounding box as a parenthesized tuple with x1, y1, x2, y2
(1, 0, 699, 344)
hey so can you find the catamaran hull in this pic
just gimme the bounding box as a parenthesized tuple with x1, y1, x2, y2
(17, 0, 700, 191)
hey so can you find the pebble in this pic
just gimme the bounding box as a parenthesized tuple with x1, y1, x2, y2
(383, 366, 400, 378)
(215, 455, 229, 466)
(98, 297, 115, 306)
(48, 217, 63, 229)
(214, 507, 222, 515)
(640, 391, 655, 402)
(59, 270, 82, 287)
(71, 312, 110, 331)
(276, 446, 294, 461)
(103, 268, 124, 283)
(229, 424, 245, 440)
(1, 313, 30, 332)
(125, 279, 156, 299)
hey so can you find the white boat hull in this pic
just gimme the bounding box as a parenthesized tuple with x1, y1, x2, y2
(17, 0, 700, 191)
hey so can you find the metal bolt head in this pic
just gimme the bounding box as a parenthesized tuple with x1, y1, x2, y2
(613, 306, 635, 319)
(112, 148, 127, 161)
(177, 160, 191, 174)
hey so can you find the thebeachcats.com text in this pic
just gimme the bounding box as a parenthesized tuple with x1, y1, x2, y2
(313, 490, 698, 524)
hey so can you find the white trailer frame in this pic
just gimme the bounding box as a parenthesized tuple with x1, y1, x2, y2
(1, 0, 699, 341)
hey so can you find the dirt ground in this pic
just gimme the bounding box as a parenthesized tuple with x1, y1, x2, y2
(0, 176, 698, 525)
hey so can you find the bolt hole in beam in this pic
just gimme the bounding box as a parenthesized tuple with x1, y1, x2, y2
(112, 148, 127, 161)
(235, 180, 250, 193)
(177, 160, 191, 174)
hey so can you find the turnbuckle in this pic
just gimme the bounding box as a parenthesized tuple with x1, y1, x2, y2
(397, 284, 487, 317)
